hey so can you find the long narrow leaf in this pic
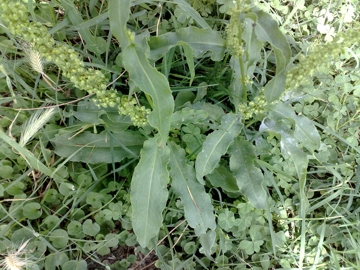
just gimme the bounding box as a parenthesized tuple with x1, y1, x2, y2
(260, 118, 309, 267)
(130, 136, 170, 247)
(168, 142, 216, 235)
(148, 27, 226, 61)
(174, 0, 210, 29)
(109, 0, 174, 146)
(61, 0, 106, 55)
(51, 131, 145, 163)
(229, 138, 267, 209)
(248, 8, 291, 102)
(269, 103, 321, 152)
(195, 113, 243, 184)
(179, 41, 195, 85)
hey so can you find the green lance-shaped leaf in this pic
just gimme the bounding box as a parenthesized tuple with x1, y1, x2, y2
(247, 8, 291, 103)
(61, 0, 106, 55)
(51, 131, 145, 163)
(269, 103, 321, 152)
(109, 0, 174, 146)
(260, 118, 309, 183)
(206, 165, 240, 196)
(199, 230, 216, 258)
(228, 138, 267, 209)
(178, 41, 195, 85)
(170, 107, 208, 129)
(168, 142, 216, 235)
(195, 113, 243, 184)
(174, 0, 210, 29)
(130, 135, 170, 247)
(148, 27, 226, 62)
(260, 117, 309, 266)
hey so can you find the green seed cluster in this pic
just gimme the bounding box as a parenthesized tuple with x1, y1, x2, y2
(0, 0, 119, 108)
(238, 91, 267, 120)
(118, 96, 151, 127)
(286, 25, 359, 90)
(225, 1, 253, 57)
(225, 9, 244, 58)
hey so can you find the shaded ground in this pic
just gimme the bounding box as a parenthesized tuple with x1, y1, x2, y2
(86, 245, 158, 270)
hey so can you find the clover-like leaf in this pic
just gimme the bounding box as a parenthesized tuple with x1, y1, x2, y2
(253, 240, 264, 253)
(75, 174, 93, 188)
(6, 181, 26, 196)
(43, 189, 61, 204)
(23, 202, 42, 219)
(184, 242, 197, 255)
(86, 192, 104, 208)
(62, 260, 87, 270)
(11, 228, 34, 243)
(45, 252, 69, 269)
(218, 209, 236, 231)
(83, 242, 97, 252)
(49, 229, 68, 249)
(67, 220, 84, 238)
(0, 165, 13, 178)
(43, 215, 60, 230)
(239, 240, 253, 254)
(83, 219, 100, 236)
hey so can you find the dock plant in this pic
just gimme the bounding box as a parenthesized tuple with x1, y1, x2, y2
(0, 0, 359, 269)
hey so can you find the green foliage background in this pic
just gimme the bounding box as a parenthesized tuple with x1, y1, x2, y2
(0, 0, 359, 269)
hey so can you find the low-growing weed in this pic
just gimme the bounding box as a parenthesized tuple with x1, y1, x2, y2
(0, 0, 359, 269)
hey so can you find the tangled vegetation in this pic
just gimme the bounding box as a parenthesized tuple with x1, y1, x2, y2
(0, 0, 359, 269)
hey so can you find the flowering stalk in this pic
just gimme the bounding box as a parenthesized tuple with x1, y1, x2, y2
(0, 0, 150, 126)
(226, 3, 247, 100)
(0, 0, 118, 108)
(285, 25, 360, 90)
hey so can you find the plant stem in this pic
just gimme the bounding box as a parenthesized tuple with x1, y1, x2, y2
(236, 0, 247, 101)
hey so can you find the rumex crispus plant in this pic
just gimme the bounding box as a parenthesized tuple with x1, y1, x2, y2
(0, 0, 359, 269)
